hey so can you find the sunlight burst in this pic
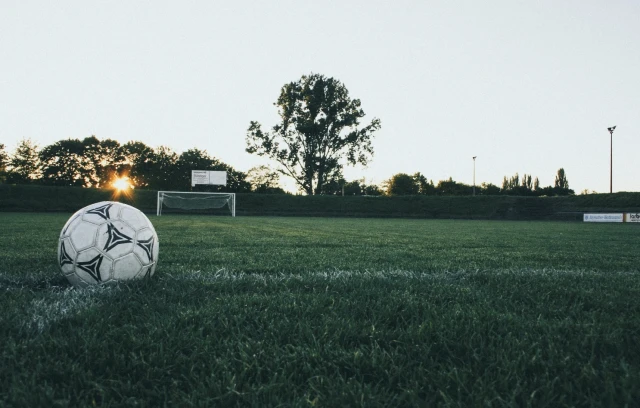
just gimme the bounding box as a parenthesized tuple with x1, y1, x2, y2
(112, 177, 133, 191)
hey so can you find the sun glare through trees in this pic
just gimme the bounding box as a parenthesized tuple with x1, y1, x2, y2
(112, 177, 133, 192)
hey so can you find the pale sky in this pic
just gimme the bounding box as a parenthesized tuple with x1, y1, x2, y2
(1, 0, 638, 193)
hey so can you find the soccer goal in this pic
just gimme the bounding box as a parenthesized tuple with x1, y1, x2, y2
(157, 191, 236, 217)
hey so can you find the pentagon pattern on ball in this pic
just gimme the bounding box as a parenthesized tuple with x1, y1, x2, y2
(75, 248, 113, 284)
(96, 221, 135, 259)
(57, 201, 159, 288)
(82, 202, 115, 225)
(134, 228, 157, 263)
(137, 236, 155, 262)
(58, 238, 76, 275)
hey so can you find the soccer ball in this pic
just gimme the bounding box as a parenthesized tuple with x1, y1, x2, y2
(58, 201, 159, 288)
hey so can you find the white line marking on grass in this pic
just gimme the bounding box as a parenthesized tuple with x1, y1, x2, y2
(160, 267, 632, 285)
(24, 286, 121, 334)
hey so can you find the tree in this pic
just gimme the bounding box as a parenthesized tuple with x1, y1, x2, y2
(413, 172, 435, 195)
(343, 180, 363, 195)
(436, 177, 472, 195)
(321, 176, 366, 195)
(551, 168, 573, 196)
(7, 138, 41, 183)
(384, 173, 419, 195)
(39, 138, 87, 186)
(363, 184, 383, 196)
(39, 136, 127, 187)
(502, 173, 520, 192)
(480, 182, 501, 195)
(147, 146, 180, 190)
(82, 136, 126, 187)
(246, 73, 381, 195)
(0, 144, 8, 183)
(246, 165, 286, 194)
(318, 171, 345, 195)
(522, 174, 533, 191)
(501, 172, 537, 196)
(554, 168, 569, 189)
(121, 141, 156, 188)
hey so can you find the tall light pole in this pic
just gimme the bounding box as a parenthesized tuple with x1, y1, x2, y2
(608, 126, 616, 194)
(472, 156, 477, 196)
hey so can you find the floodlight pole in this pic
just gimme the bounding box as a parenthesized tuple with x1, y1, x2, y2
(472, 156, 477, 196)
(608, 126, 616, 194)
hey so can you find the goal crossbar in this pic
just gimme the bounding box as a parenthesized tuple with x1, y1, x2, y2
(157, 191, 236, 217)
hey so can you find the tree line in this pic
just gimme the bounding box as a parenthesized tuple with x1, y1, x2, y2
(0, 138, 573, 196)
(380, 169, 573, 196)
(0, 138, 284, 193)
(0, 72, 574, 197)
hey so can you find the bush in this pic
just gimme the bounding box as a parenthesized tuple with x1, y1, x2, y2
(1, 184, 638, 220)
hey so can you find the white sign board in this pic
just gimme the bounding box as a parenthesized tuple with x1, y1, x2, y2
(583, 213, 624, 223)
(191, 170, 227, 187)
(625, 213, 640, 223)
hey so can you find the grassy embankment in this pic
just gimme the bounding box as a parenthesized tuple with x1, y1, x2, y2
(1, 183, 639, 219)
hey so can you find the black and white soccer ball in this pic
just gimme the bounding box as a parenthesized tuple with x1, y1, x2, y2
(58, 201, 159, 288)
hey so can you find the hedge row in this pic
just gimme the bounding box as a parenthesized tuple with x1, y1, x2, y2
(1, 184, 639, 220)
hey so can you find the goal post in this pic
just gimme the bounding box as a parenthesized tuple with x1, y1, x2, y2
(157, 191, 236, 217)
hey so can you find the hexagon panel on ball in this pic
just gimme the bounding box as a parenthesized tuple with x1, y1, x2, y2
(60, 211, 83, 238)
(113, 253, 144, 281)
(69, 221, 100, 252)
(58, 201, 159, 288)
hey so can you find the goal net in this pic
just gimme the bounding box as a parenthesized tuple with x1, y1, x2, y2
(157, 191, 236, 217)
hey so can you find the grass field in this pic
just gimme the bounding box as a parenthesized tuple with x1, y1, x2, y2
(1, 213, 639, 407)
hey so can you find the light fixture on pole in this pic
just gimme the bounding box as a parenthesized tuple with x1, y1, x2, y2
(607, 126, 616, 194)
(472, 156, 477, 196)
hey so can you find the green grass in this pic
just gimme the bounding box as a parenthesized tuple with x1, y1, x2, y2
(1, 214, 639, 407)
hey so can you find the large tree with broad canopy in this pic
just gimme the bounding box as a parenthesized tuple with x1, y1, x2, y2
(246, 73, 381, 195)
